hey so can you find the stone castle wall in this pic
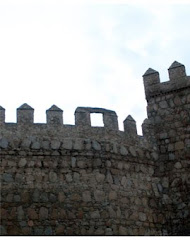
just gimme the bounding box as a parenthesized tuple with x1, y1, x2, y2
(0, 61, 189, 235)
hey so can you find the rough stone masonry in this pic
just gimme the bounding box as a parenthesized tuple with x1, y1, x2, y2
(0, 61, 189, 235)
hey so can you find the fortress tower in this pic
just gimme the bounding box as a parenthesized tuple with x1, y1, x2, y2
(142, 61, 190, 235)
(0, 61, 189, 236)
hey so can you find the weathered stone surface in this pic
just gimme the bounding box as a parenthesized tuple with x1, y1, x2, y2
(92, 140, 101, 151)
(94, 190, 105, 202)
(21, 139, 31, 148)
(56, 226, 65, 235)
(0, 225, 7, 235)
(42, 140, 50, 149)
(84, 139, 91, 150)
(31, 141, 41, 149)
(120, 146, 128, 155)
(18, 158, 27, 167)
(41, 192, 49, 202)
(39, 207, 48, 219)
(159, 101, 168, 109)
(62, 139, 73, 149)
(51, 140, 60, 149)
(106, 170, 113, 184)
(3, 173, 13, 182)
(105, 228, 113, 235)
(174, 162, 182, 169)
(49, 193, 56, 202)
(93, 158, 102, 167)
(32, 189, 40, 202)
(129, 146, 137, 156)
(90, 210, 100, 219)
(109, 191, 117, 200)
(95, 173, 105, 183)
(119, 226, 127, 235)
(71, 157, 76, 168)
(44, 226, 53, 235)
(77, 160, 86, 168)
(73, 139, 83, 150)
(27, 220, 34, 227)
(82, 191, 91, 202)
(17, 206, 25, 220)
(73, 172, 80, 181)
(34, 227, 44, 235)
(49, 171, 57, 182)
(175, 141, 184, 150)
(106, 160, 111, 167)
(139, 212, 147, 222)
(27, 208, 38, 220)
(58, 192, 65, 202)
(0, 138, 8, 149)
(108, 206, 116, 218)
(65, 173, 72, 182)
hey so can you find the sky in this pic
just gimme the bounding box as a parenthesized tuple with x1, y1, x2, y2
(0, 0, 190, 134)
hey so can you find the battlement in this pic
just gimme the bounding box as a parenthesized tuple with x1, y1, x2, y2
(143, 61, 190, 101)
(0, 105, 138, 140)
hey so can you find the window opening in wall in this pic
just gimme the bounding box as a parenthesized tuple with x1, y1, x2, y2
(91, 113, 104, 127)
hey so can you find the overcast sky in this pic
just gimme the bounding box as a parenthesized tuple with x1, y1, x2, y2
(0, 0, 190, 134)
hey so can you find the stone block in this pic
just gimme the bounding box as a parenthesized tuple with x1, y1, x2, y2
(73, 172, 80, 181)
(42, 141, 50, 149)
(71, 157, 76, 168)
(139, 212, 147, 222)
(73, 139, 84, 150)
(41, 192, 49, 202)
(17, 206, 25, 220)
(3, 173, 13, 182)
(31, 141, 41, 149)
(129, 146, 137, 157)
(28, 220, 34, 227)
(82, 191, 91, 202)
(18, 158, 27, 167)
(62, 139, 73, 150)
(94, 190, 105, 202)
(120, 146, 128, 155)
(34, 227, 44, 235)
(106, 170, 113, 184)
(44, 226, 53, 235)
(77, 160, 86, 168)
(95, 173, 105, 183)
(56, 226, 65, 235)
(51, 140, 61, 149)
(21, 139, 31, 148)
(65, 173, 72, 182)
(49, 171, 57, 182)
(93, 158, 102, 167)
(175, 141, 184, 150)
(58, 192, 65, 202)
(0, 138, 8, 149)
(109, 191, 117, 200)
(174, 162, 182, 169)
(119, 226, 127, 235)
(39, 207, 48, 220)
(90, 210, 100, 219)
(92, 140, 101, 151)
(105, 228, 113, 235)
(27, 208, 38, 220)
(84, 139, 91, 150)
(108, 206, 116, 218)
(159, 101, 168, 109)
(0, 225, 7, 235)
